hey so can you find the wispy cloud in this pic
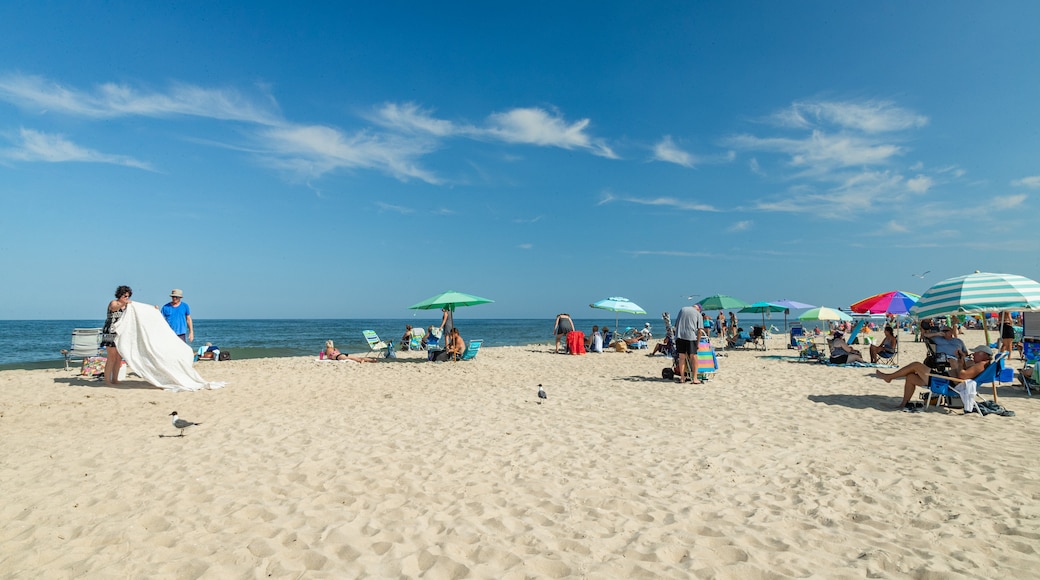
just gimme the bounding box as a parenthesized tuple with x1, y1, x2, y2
(652, 136, 696, 167)
(257, 124, 442, 183)
(727, 220, 752, 232)
(599, 190, 718, 212)
(517, 243, 533, 249)
(1012, 176, 1040, 188)
(993, 194, 1027, 209)
(2, 128, 153, 170)
(372, 102, 617, 158)
(906, 175, 934, 193)
(375, 201, 414, 214)
(0, 73, 281, 125)
(769, 99, 928, 133)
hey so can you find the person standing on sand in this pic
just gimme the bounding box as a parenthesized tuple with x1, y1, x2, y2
(161, 289, 193, 343)
(674, 304, 704, 384)
(553, 313, 575, 353)
(101, 285, 132, 385)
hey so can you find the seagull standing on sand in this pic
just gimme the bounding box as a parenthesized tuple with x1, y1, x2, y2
(169, 411, 201, 437)
(538, 384, 547, 400)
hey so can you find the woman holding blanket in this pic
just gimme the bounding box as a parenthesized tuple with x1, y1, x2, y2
(100, 285, 132, 385)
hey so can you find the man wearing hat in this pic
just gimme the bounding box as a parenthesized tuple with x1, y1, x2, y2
(161, 289, 194, 343)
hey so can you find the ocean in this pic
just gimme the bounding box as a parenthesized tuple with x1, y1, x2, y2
(0, 316, 702, 369)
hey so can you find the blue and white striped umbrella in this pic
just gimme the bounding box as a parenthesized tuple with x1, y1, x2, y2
(909, 271, 1040, 319)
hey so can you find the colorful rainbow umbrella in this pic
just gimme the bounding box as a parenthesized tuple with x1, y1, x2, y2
(850, 290, 920, 315)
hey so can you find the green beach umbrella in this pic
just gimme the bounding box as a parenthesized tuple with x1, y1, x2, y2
(739, 301, 787, 332)
(909, 272, 1040, 320)
(696, 294, 751, 312)
(590, 296, 647, 332)
(409, 290, 494, 333)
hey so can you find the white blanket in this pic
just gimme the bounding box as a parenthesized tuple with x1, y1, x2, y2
(113, 302, 226, 392)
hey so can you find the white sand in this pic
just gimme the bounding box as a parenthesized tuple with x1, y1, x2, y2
(2, 329, 1039, 578)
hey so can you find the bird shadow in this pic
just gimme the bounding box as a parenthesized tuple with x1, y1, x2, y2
(53, 377, 162, 391)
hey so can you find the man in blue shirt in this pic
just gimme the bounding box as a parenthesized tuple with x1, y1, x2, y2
(161, 289, 194, 343)
(926, 326, 967, 359)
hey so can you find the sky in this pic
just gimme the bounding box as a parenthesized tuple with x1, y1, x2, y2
(1, 2, 1038, 320)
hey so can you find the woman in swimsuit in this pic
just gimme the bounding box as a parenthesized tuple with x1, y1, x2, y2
(101, 285, 132, 385)
(869, 325, 898, 363)
(324, 340, 375, 362)
(999, 312, 1015, 356)
(553, 313, 575, 353)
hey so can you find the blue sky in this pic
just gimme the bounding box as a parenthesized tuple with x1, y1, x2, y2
(1, 2, 1038, 320)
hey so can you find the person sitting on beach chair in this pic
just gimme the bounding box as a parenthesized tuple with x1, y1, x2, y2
(828, 330, 864, 364)
(875, 345, 993, 409)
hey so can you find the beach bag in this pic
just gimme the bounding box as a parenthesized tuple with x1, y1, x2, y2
(430, 349, 450, 362)
(385, 341, 397, 359)
(566, 331, 586, 355)
(218, 351, 230, 361)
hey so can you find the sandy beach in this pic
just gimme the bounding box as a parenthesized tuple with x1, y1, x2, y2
(2, 329, 1040, 578)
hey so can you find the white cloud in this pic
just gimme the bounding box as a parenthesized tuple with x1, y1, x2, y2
(727, 220, 752, 232)
(885, 220, 908, 233)
(0, 73, 280, 125)
(371, 102, 457, 137)
(600, 191, 718, 212)
(652, 136, 696, 167)
(992, 194, 1027, 209)
(3, 128, 153, 170)
(259, 124, 442, 183)
(375, 202, 414, 214)
(1012, 176, 1040, 188)
(485, 107, 616, 158)
(906, 175, 933, 193)
(517, 243, 533, 249)
(770, 99, 928, 133)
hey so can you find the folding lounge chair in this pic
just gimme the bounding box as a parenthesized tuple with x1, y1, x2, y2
(61, 328, 102, 370)
(408, 328, 426, 351)
(925, 352, 1007, 409)
(362, 330, 388, 357)
(789, 325, 807, 350)
(460, 339, 482, 361)
(750, 326, 766, 350)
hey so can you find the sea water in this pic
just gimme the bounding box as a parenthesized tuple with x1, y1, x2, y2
(0, 310, 863, 369)
(2, 316, 677, 369)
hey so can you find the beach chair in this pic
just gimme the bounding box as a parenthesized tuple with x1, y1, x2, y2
(695, 339, 719, 380)
(789, 325, 807, 350)
(877, 347, 899, 366)
(728, 330, 751, 349)
(1021, 360, 1039, 397)
(61, 328, 102, 370)
(362, 330, 388, 356)
(925, 352, 1007, 408)
(460, 339, 483, 361)
(750, 326, 766, 350)
(408, 328, 426, 351)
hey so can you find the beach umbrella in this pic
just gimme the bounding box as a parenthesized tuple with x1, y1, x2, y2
(772, 299, 815, 333)
(798, 306, 853, 322)
(696, 294, 751, 311)
(850, 290, 921, 315)
(739, 301, 787, 332)
(589, 296, 646, 332)
(408, 290, 494, 333)
(909, 272, 1040, 319)
(773, 299, 815, 310)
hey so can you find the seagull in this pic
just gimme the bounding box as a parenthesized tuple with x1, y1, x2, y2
(682, 295, 699, 300)
(912, 270, 930, 279)
(169, 411, 201, 437)
(537, 384, 547, 400)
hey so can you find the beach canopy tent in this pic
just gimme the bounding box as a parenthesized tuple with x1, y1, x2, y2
(850, 290, 920, 315)
(696, 294, 751, 312)
(589, 296, 646, 333)
(408, 290, 494, 335)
